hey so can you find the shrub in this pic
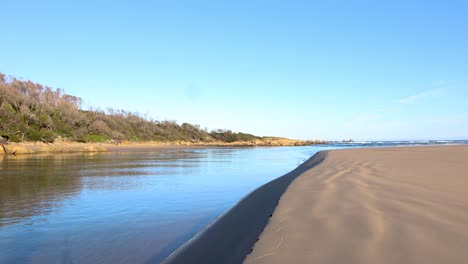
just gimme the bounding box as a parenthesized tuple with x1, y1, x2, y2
(83, 134, 107, 143)
(27, 129, 54, 142)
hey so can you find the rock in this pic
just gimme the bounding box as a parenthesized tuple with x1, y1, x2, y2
(83, 146, 97, 152)
(0, 135, 9, 145)
(83, 145, 107, 152)
(3, 145, 35, 154)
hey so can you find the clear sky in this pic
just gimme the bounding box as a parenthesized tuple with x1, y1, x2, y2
(1, 0, 467, 140)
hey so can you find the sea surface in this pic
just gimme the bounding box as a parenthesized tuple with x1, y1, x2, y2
(0, 140, 466, 263)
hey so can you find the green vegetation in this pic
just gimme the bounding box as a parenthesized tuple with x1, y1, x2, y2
(0, 73, 261, 143)
(210, 130, 258, 143)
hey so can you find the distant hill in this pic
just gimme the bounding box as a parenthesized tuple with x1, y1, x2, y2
(0, 73, 261, 143)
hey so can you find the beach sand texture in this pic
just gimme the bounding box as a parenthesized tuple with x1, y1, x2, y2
(245, 146, 468, 264)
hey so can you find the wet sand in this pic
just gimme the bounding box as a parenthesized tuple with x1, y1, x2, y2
(245, 146, 468, 264)
(163, 152, 328, 264)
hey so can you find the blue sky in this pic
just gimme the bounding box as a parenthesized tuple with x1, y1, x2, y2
(1, 0, 467, 140)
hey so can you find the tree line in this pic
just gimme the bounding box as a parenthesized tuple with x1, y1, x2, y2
(0, 73, 259, 143)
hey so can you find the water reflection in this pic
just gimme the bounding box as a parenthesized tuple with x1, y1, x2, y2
(0, 154, 85, 226)
(0, 147, 318, 264)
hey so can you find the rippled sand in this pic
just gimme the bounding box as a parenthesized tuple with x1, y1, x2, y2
(245, 146, 468, 264)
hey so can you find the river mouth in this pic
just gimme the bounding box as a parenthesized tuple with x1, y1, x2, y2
(2, 141, 464, 263)
(0, 146, 319, 264)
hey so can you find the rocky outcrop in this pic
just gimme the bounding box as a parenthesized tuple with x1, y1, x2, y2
(0, 142, 108, 155)
(0, 139, 327, 155)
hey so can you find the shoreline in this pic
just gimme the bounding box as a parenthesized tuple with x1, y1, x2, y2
(246, 145, 468, 264)
(162, 151, 328, 264)
(163, 145, 468, 264)
(0, 139, 325, 155)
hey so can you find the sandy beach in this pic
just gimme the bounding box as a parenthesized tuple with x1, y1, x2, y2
(163, 145, 468, 264)
(245, 146, 468, 263)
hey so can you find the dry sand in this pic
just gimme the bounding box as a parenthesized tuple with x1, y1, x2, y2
(245, 146, 468, 264)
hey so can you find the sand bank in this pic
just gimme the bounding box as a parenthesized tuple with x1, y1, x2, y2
(163, 146, 468, 264)
(162, 151, 328, 264)
(245, 146, 468, 264)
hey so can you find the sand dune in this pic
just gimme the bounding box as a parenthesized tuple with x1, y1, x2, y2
(245, 146, 468, 264)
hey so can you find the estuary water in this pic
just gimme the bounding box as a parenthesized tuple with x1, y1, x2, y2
(0, 141, 466, 263)
(0, 146, 332, 264)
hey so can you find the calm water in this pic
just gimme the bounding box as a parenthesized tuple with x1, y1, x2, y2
(1, 141, 466, 263)
(0, 146, 331, 264)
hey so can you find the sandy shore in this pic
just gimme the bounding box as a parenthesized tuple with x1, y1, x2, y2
(163, 145, 468, 264)
(245, 146, 468, 264)
(162, 151, 327, 264)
